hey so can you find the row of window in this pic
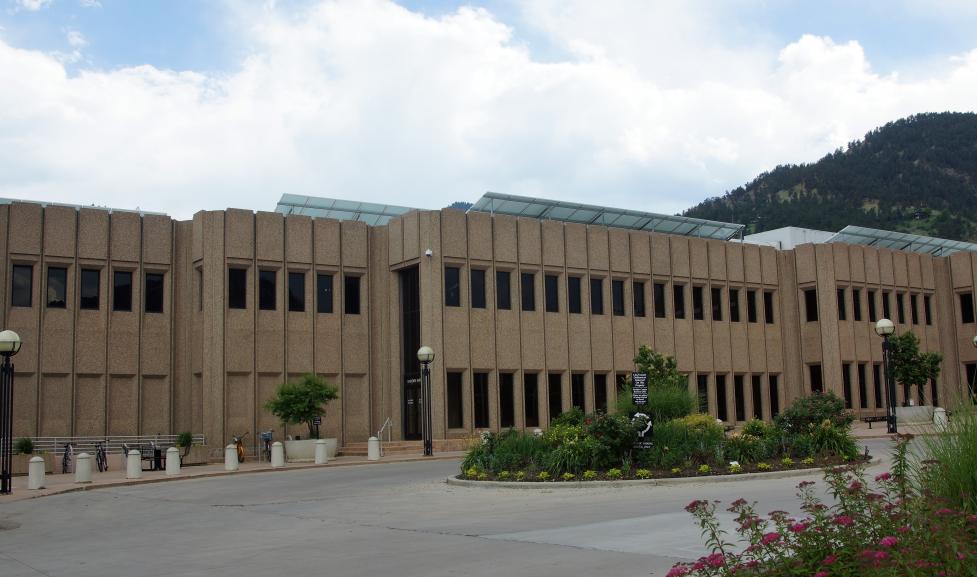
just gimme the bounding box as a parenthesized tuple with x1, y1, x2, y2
(11, 264, 164, 313)
(225, 268, 361, 315)
(809, 362, 940, 409)
(833, 287, 934, 325)
(693, 373, 781, 422)
(444, 267, 777, 324)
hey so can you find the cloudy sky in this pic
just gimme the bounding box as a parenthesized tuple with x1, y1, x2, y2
(2, 0, 977, 219)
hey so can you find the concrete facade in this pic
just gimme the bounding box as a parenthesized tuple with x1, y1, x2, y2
(3, 202, 975, 451)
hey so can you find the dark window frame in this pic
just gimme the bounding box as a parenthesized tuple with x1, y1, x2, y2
(548, 373, 562, 424)
(716, 374, 728, 421)
(837, 288, 847, 321)
(924, 295, 932, 325)
(692, 285, 704, 320)
(763, 291, 774, 324)
(568, 276, 582, 314)
(288, 271, 305, 312)
(590, 277, 604, 315)
(729, 288, 740, 322)
(228, 268, 247, 310)
(612, 279, 625, 316)
(747, 289, 758, 323)
(868, 290, 878, 322)
(751, 374, 763, 420)
(499, 373, 515, 428)
(112, 270, 133, 312)
(896, 292, 905, 324)
(545, 274, 559, 313)
(444, 266, 461, 307)
(910, 293, 919, 325)
(852, 288, 862, 322)
(804, 288, 818, 322)
(80, 268, 100, 310)
(769, 375, 780, 417)
(521, 272, 536, 312)
(673, 283, 685, 319)
(144, 272, 164, 314)
(46, 266, 68, 309)
(471, 269, 486, 309)
(446, 372, 464, 429)
(810, 364, 823, 393)
(734, 375, 746, 421)
(473, 372, 490, 429)
(711, 287, 722, 321)
(524, 373, 539, 428)
(344, 275, 361, 315)
(961, 293, 975, 324)
(653, 282, 666, 318)
(571, 373, 586, 411)
(633, 281, 646, 317)
(11, 264, 33, 308)
(317, 273, 334, 314)
(259, 270, 277, 311)
(496, 270, 511, 310)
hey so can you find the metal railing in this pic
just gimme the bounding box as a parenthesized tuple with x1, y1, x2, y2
(376, 417, 392, 457)
(23, 434, 207, 456)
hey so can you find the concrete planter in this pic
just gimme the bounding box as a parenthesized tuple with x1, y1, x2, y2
(180, 445, 210, 466)
(11, 453, 55, 476)
(896, 405, 934, 425)
(285, 438, 337, 462)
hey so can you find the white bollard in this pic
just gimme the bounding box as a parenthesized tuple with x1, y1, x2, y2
(28, 456, 46, 489)
(224, 444, 239, 471)
(126, 450, 142, 479)
(271, 441, 285, 468)
(75, 452, 92, 484)
(934, 407, 949, 431)
(166, 447, 181, 476)
(315, 439, 329, 464)
(367, 436, 380, 461)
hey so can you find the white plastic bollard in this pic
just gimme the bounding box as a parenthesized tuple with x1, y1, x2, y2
(126, 450, 142, 479)
(934, 407, 949, 430)
(28, 456, 46, 489)
(367, 436, 380, 461)
(166, 447, 181, 476)
(315, 439, 329, 464)
(224, 444, 239, 471)
(271, 441, 285, 468)
(75, 452, 92, 484)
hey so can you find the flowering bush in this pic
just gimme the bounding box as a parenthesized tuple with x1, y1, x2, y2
(669, 436, 977, 577)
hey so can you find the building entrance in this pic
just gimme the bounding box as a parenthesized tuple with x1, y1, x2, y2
(400, 266, 421, 440)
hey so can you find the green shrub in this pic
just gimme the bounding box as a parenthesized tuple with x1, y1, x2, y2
(14, 437, 33, 454)
(741, 418, 775, 438)
(584, 413, 635, 469)
(536, 471, 550, 481)
(774, 391, 852, 432)
(606, 468, 622, 479)
(919, 403, 977, 513)
(804, 420, 857, 457)
(550, 407, 586, 427)
(176, 431, 194, 448)
(645, 415, 725, 469)
(461, 429, 548, 474)
(264, 373, 339, 439)
(635, 468, 651, 479)
(582, 470, 597, 480)
(617, 346, 696, 423)
(724, 433, 772, 463)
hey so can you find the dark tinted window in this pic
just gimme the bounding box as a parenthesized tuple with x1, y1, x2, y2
(711, 287, 722, 321)
(521, 273, 535, 311)
(317, 274, 333, 314)
(729, 288, 740, 322)
(594, 374, 608, 412)
(447, 372, 464, 429)
(496, 271, 511, 310)
(113, 270, 132, 311)
(673, 283, 685, 319)
(810, 364, 823, 393)
(747, 289, 758, 323)
(896, 293, 905, 324)
(633, 282, 646, 317)
(288, 272, 305, 312)
(858, 363, 868, 409)
(804, 288, 818, 322)
(145, 273, 164, 313)
(842, 363, 852, 409)
(228, 268, 247, 309)
(571, 373, 585, 411)
(653, 282, 666, 318)
(80, 269, 99, 310)
(471, 269, 486, 309)
(837, 288, 846, 321)
(751, 375, 763, 420)
(769, 375, 780, 417)
(259, 270, 276, 310)
(910, 294, 919, 324)
(868, 290, 878, 321)
(612, 280, 625, 316)
(734, 375, 746, 421)
(692, 286, 704, 320)
(962, 293, 975, 324)
(12, 264, 32, 307)
(873, 364, 883, 408)
(499, 373, 515, 428)
(591, 278, 604, 315)
(444, 266, 460, 307)
(852, 289, 862, 321)
(882, 291, 891, 319)
(47, 267, 67, 308)
(568, 276, 582, 314)
(545, 274, 559, 313)
(924, 295, 932, 325)
(345, 276, 361, 314)
(474, 372, 489, 428)
(697, 374, 709, 413)
(524, 374, 539, 427)
(763, 291, 774, 324)
(548, 373, 562, 423)
(716, 374, 728, 421)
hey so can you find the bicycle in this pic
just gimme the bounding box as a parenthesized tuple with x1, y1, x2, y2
(95, 441, 108, 472)
(260, 430, 274, 462)
(232, 432, 249, 463)
(61, 442, 74, 474)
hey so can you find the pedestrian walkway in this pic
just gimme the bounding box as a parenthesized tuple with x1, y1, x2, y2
(0, 450, 465, 504)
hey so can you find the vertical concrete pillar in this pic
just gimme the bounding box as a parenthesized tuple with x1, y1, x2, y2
(224, 444, 239, 471)
(165, 447, 180, 476)
(74, 453, 92, 484)
(28, 456, 46, 489)
(367, 437, 380, 461)
(126, 450, 141, 479)
(271, 442, 285, 468)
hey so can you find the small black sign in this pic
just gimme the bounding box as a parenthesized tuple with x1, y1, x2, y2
(631, 372, 648, 405)
(312, 416, 322, 426)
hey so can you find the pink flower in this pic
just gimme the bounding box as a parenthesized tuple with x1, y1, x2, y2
(879, 536, 898, 547)
(706, 553, 725, 568)
(936, 508, 955, 516)
(685, 500, 708, 513)
(761, 532, 781, 545)
(897, 525, 910, 534)
(814, 572, 829, 577)
(789, 522, 808, 533)
(833, 515, 854, 527)
(875, 472, 892, 482)
(822, 555, 838, 565)
(874, 551, 889, 561)
(848, 481, 863, 492)
(665, 566, 690, 577)
(958, 552, 966, 560)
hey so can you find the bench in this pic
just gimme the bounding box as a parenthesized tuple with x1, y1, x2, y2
(861, 416, 889, 429)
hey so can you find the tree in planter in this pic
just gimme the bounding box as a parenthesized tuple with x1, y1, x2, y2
(889, 331, 942, 405)
(176, 431, 194, 458)
(264, 373, 339, 439)
(617, 345, 695, 423)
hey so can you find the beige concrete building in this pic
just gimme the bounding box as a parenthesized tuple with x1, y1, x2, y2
(3, 195, 977, 453)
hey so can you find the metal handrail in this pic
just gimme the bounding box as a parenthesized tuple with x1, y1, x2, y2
(21, 434, 207, 456)
(376, 417, 392, 457)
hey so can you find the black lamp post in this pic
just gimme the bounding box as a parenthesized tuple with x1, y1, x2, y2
(1, 329, 23, 495)
(417, 346, 434, 456)
(874, 319, 898, 434)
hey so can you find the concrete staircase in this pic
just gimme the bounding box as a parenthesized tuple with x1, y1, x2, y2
(339, 438, 471, 457)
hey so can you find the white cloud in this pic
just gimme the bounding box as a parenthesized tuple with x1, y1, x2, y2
(0, 0, 976, 219)
(66, 29, 86, 47)
(79, 0, 101, 7)
(18, 0, 52, 11)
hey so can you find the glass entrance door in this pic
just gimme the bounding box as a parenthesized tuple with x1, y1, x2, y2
(404, 377, 422, 440)
(400, 266, 422, 440)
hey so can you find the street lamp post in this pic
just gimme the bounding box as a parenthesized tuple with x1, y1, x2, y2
(417, 346, 435, 457)
(874, 319, 898, 434)
(1, 330, 23, 495)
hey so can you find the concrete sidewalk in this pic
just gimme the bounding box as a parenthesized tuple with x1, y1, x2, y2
(0, 450, 465, 504)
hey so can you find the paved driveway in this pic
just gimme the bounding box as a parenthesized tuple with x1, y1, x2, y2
(0, 438, 895, 577)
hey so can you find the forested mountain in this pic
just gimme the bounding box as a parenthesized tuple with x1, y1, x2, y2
(683, 112, 977, 241)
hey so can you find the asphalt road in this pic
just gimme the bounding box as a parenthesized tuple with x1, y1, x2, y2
(0, 438, 896, 577)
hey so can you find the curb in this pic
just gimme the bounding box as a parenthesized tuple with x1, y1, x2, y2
(4, 453, 464, 502)
(445, 457, 882, 490)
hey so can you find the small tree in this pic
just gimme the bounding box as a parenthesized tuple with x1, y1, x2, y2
(264, 373, 339, 439)
(889, 332, 942, 405)
(617, 345, 695, 423)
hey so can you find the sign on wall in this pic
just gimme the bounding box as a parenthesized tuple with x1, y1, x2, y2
(631, 372, 648, 405)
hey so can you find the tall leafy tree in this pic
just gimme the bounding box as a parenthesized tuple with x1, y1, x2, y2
(889, 332, 942, 405)
(265, 373, 340, 438)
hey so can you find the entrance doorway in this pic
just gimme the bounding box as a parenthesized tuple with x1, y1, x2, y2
(400, 266, 421, 440)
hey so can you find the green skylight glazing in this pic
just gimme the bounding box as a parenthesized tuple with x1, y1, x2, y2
(827, 225, 977, 256)
(275, 194, 415, 226)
